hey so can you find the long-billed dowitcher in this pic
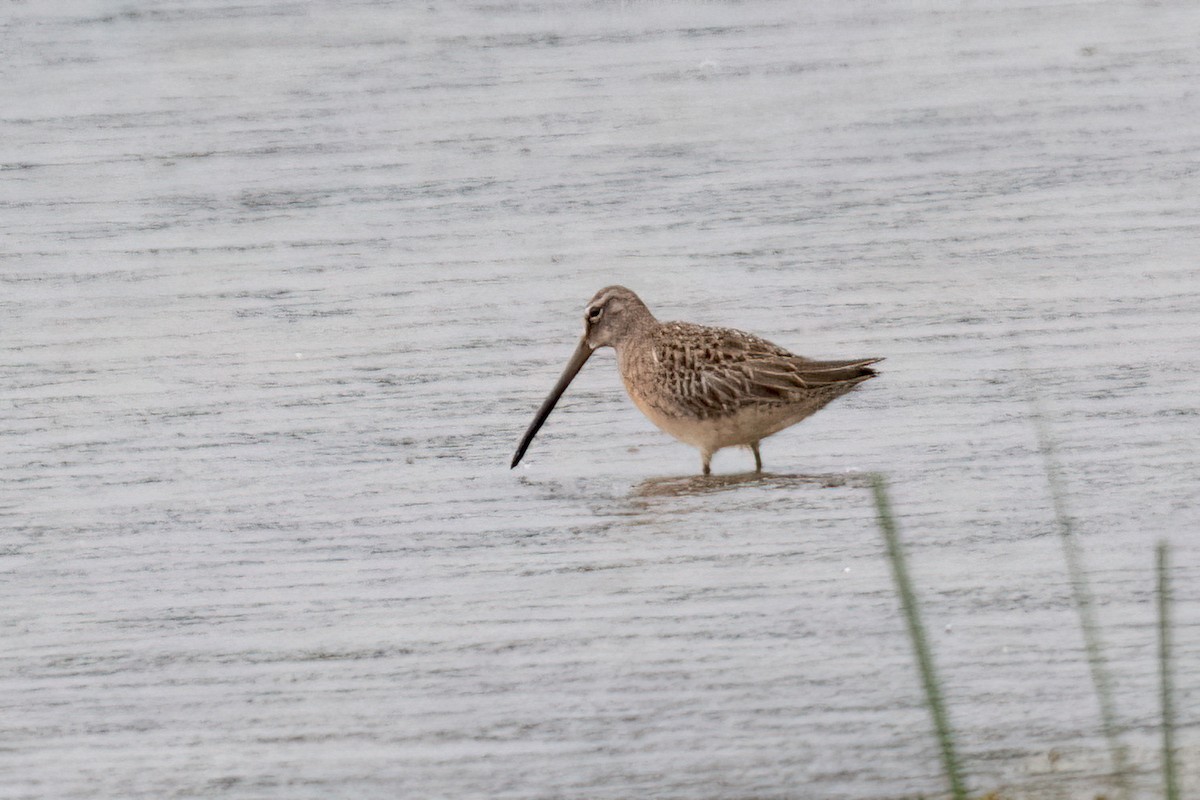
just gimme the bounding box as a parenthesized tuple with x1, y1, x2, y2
(511, 286, 880, 475)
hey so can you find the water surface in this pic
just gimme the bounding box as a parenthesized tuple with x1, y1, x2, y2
(4, 2, 1199, 798)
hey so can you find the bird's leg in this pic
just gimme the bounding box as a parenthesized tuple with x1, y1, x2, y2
(751, 441, 762, 473)
(701, 450, 713, 476)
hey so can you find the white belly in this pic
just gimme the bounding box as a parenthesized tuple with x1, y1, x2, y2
(624, 382, 796, 453)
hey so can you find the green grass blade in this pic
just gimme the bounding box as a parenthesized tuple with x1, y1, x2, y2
(1157, 541, 1179, 800)
(870, 473, 968, 800)
(1022, 364, 1131, 799)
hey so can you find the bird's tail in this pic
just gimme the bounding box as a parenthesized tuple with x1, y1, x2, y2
(793, 357, 882, 385)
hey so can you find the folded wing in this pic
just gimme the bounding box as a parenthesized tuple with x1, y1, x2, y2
(654, 323, 880, 419)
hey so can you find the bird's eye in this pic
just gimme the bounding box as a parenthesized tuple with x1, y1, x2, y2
(587, 306, 603, 321)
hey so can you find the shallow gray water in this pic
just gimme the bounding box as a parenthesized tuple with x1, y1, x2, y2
(3, 2, 1199, 798)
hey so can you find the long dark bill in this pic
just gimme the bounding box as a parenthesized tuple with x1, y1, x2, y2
(510, 337, 594, 468)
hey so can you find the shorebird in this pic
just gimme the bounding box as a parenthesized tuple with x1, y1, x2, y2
(511, 286, 881, 475)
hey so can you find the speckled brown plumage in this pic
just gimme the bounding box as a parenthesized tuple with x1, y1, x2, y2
(511, 286, 881, 475)
(619, 320, 877, 422)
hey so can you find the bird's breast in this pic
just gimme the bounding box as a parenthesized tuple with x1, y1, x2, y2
(617, 342, 714, 448)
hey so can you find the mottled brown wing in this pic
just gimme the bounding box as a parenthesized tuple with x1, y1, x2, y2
(654, 323, 880, 419)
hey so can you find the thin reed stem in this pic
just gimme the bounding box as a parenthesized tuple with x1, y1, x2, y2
(1157, 541, 1179, 800)
(870, 474, 968, 800)
(1023, 380, 1131, 800)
